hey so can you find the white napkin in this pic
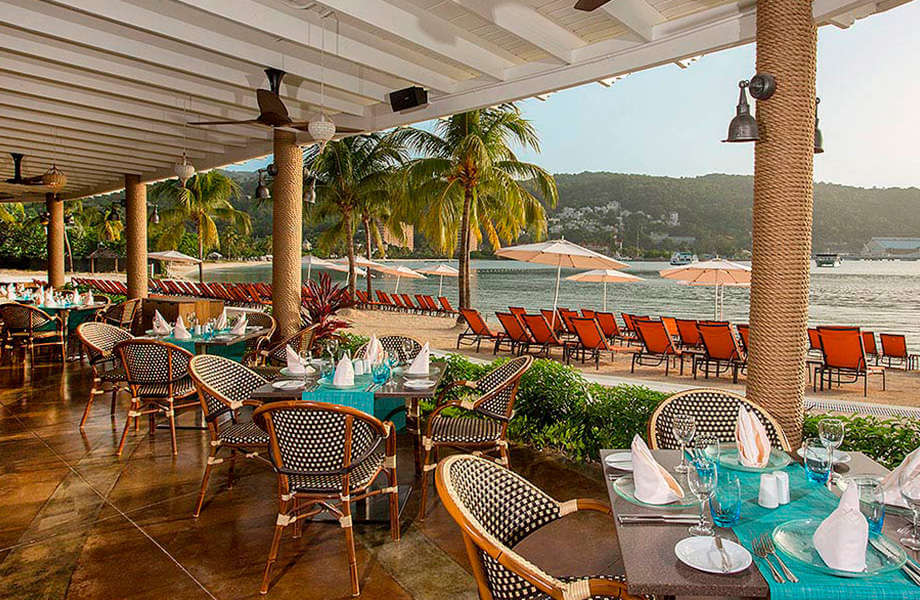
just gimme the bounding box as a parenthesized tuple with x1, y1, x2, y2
(173, 315, 192, 340)
(813, 484, 868, 572)
(152, 310, 171, 335)
(332, 355, 355, 387)
(230, 315, 247, 335)
(34, 287, 45, 305)
(880, 447, 920, 508)
(71, 290, 81, 305)
(630, 435, 685, 504)
(366, 334, 384, 365)
(407, 342, 430, 375)
(216, 309, 228, 330)
(87, 289, 94, 304)
(285, 345, 306, 375)
(736, 406, 772, 468)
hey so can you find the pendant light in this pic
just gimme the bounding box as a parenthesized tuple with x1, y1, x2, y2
(174, 97, 196, 185)
(42, 128, 67, 191)
(814, 97, 824, 154)
(150, 204, 160, 225)
(255, 169, 271, 200)
(307, 13, 336, 150)
(723, 81, 759, 143)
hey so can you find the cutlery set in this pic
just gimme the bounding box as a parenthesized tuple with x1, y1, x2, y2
(870, 538, 920, 586)
(751, 534, 798, 583)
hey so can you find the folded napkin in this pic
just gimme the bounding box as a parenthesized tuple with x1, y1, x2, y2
(285, 345, 306, 375)
(34, 287, 45, 305)
(152, 310, 171, 335)
(332, 355, 355, 387)
(366, 334, 384, 365)
(736, 406, 772, 468)
(71, 291, 81, 305)
(215, 309, 228, 330)
(631, 434, 684, 504)
(813, 484, 868, 572)
(173, 315, 192, 340)
(230, 315, 247, 335)
(407, 342, 430, 375)
(86, 289, 94, 304)
(881, 447, 920, 508)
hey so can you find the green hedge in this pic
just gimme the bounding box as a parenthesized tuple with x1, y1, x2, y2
(803, 413, 920, 470)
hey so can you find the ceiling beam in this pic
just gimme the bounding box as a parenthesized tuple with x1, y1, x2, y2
(602, 0, 666, 42)
(0, 147, 142, 176)
(0, 136, 166, 169)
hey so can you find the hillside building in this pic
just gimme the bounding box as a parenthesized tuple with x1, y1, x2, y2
(863, 237, 920, 258)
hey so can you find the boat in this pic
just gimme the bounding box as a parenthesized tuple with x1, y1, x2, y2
(815, 253, 842, 267)
(669, 251, 697, 266)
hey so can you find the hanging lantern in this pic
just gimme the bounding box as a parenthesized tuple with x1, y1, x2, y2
(150, 204, 160, 225)
(255, 170, 271, 200)
(42, 164, 67, 191)
(308, 115, 336, 150)
(723, 80, 759, 143)
(174, 152, 195, 185)
(814, 97, 824, 154)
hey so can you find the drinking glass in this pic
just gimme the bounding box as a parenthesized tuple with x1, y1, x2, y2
(687, 458, 717, 536)
(710, 475, 742, 528)
(819, 418, 845, 468)
(672, 414, 696, 473)
(372, 361, 391, 385)
(319, 359, 334, 381)
(386, 351, 399, 370)
(696, 432, 721, 464)
(846, 476, 885, 536)
(401, 339, 415, 365)
(899, 471, 920, 550)
(803, 437, 831, 484)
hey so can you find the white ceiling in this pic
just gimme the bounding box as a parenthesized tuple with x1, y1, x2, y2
(0, 0, 909, 201)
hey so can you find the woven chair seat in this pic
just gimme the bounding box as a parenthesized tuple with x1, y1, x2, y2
(99, 365, 127, 383)
(287, 452, 385, 494)
(135, 376, 196, 399)
(430, 415, 503, 445)
(218, 422, 269, 446)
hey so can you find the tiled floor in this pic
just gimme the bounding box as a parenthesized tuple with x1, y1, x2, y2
(0, 357, 622, 600)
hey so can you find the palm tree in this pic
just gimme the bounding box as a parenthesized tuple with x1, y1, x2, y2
(404, 104, 557, 311)
(149, 170, 250, 282)
(304, 132, 410, 299)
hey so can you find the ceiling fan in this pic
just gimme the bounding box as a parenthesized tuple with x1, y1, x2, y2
(574, 0, 612, 10)
(4, 153, 45, 186)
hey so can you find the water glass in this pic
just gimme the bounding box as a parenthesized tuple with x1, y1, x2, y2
(819, 418, 845, 467)
(803, 437, 831, 484)
(687, 458, 717, 536)
(319, 359, 334, 380)
(899, 470, 920, 550)
(386, 351, 399, 370)
(696, 432, 721, 464)
(845, 476, 885, 535)
(371, 361, 391, 385)
(710, 475, 742, 528)
(672, 414, 696, 473)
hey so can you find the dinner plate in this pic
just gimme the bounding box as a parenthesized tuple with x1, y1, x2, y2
(280, 366, 315, 377)
(717, 447, 792, 472)
(772, 519, 906, 577)
(796, 447, 851, 464)
(611, 475, 699, 510)
(317, 374, 373, 390)
(404, 379, 436, 389)
(272, 380, 304, 390)
(674, 536, 752, 575)
(834, 475, 912, 517)
(403, 370, 431, 379)
(604, 452, 634, 472)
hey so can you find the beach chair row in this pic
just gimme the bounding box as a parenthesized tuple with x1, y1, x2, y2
(71, 277, 128, 296)
(355, 290, 457, 317)
(149, 279, 275, 307)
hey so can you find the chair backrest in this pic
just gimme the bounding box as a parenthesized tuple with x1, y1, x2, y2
(400, 293, 415, 308)
(355, 335, 423, 364)
(571, 317, 608, 351)
(559, 309, 580, 333)
(472, 355, 533, 420)
(540, 309, 564, 333)
(647, 388, 791, 451)
(581, 308, 596, 320)
(76, 322, 134, 364)
(817, 326, 867, 371)
(115, 339, 193, 387)
(736, 323, 750, 354)
(242, 310, 277, 342)
(253, 401, 388, 493)
(634, 318, 677, 355)
(496, 312, 531, 343)
(862, 331, 878, 356)
(594, 311, 621, 339)
(675, 318, 701, 347)
(697, 322, 742, 361)
(391, 294, 405, 308)
(661, 316, 679, 339)
(520, 313, 559, 345)
(189, 354, 267, 422)
(508, 306, 527, 321)
(807, 328, 821, 351)
(438, 296, 455, 312)
(0, 303, 53, 332)
(414, 294, 427, 309)
(265, 324, 320, 366)
(621, 312, 636, 332)
(102, 298, 141, 327)
(880, 333, 909, 359)
(460, 308, 491, 336)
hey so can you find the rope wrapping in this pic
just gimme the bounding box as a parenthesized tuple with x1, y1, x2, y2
(271, 130, 304, 338)
(46, 194, 65, 289)
(124, 174, 149, 299)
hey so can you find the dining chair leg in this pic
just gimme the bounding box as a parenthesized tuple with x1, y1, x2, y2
(166, 401, 178, 455)
(260, 498, 290, 595)
(80, 378, 101, 430)
(116, 397, 139, 456)
(227, 448, 237, 488)
(59, 339, 66, 363)
(418, 445, 433, 521)
(193, 447, 218, 517)
(388, 463, 400, 542)
(338, 499, 360, 597)
(110, 386, 119, 416)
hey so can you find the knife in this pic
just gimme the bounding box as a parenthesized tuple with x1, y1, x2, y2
(714, 536, 732, 573)
(870, 538, 920, 585)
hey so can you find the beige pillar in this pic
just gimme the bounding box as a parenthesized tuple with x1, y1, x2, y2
(124, 174, 148, 299)
(272, 130, 304, 338)
(46, 193, 65, 289)
(746, 0, 817, 448)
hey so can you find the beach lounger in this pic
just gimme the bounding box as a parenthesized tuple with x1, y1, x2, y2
(457, 308, 504, 352)
(400, 294, 419, 313)
(661, 316, 679, 340)
(695, 321, 746, 383)
(495, 312, 534, 355)
(520, 313, 564, 357)
(595, 311, 628, 344)
(815, 326, 886, 396)
(632, 318, 689, 376)
(540, 309, 566, 335)
(581, 309, 596, 320)
(421, 295, 443, 314)
(879, 333, 919, 370)
(736, 323, 750, 354)
(675, 318, 702, 349)
(559, 309, 581, 336)
(509, 306, 527, 321)
(438, 296, 457, 314)
(567, 317, 636, 369)
(862, 331, 879, 364)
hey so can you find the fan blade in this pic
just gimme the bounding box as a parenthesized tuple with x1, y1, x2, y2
(187, 118, 262, 126)
(255, 89, 292, 126)
(574, 0, 611, 10)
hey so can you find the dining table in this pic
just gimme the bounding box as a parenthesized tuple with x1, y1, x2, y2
(38, 301, 108, 358)
(143, 325, 268, 358)
(601, 448, 918, 600)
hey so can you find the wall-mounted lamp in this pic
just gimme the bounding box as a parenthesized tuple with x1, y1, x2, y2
(814, 97, 824, 154)
(723, 73, 776, 143)
(255, 169, 271, 200)
(150, 204, 160, 225)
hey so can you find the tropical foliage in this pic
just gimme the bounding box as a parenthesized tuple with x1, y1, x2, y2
(302, 273, 354, 342)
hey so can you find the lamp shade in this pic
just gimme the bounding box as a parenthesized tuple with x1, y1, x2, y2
(174, 153, 195, 185)
(42, 164, 67, 190)
(723, 82, 759, 143)
(308, 115, 336, 147)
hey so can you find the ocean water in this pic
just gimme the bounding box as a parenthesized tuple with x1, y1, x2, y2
(205, 258, 920, 347)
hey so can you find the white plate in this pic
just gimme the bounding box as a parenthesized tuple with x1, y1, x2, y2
(272, 380, 304, 390)
(604, 452, 633, 472)
(404, 379, 436, 389)
(674, 536, 752, 575)
(796, 447, 850, 463)
(280, 366, 315, 377)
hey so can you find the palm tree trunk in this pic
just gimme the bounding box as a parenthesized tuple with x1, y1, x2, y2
(363, 216, 373, 298)
(344, 209, 356, 300)
(63, 227, 74, 273)
(197, 213, 204, 283)
(457, 187, 473, 313)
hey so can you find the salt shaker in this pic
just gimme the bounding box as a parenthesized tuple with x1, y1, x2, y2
(758, 473, 779, 509)
(774, 471, 791, 505)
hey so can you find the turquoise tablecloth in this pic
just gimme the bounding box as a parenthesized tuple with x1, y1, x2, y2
(730, 464, 920, 600)
(302, 375, 406, 430)
(159, 335, 246, 362)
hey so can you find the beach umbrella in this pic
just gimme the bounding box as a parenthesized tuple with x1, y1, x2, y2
(565, 269, 643, 312)
(375, 264, 426, 293)
(417, 263, 459, 296)
(147, 250, 201, 264)
(660, 258, 751, 319)
(495, 239, 629, 325)
(305, 255, 366, 280)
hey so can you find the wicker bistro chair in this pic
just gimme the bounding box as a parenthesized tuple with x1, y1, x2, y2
(75, 322, 133, 429)
(354, 335, 423, 364)
(114, 339, 198, 456)
(237, 310, 277, 365)
(647, 388, 791, 452)
(252, 401, 399, 596)
(96, 298, 141, 331)
(257, 323, 319, 367)
(0, 302, 66, 365)
(188, 355, 271, 517)
(435, 454, 643, 600)
(418, 355, 533, 520)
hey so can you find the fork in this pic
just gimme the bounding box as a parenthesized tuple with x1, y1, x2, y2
(752, 538, 785, 583)
(759, 533, 798, 583)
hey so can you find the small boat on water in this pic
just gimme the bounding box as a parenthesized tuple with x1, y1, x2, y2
(669, 251, 697, 266)
(815, 253, 842, 267)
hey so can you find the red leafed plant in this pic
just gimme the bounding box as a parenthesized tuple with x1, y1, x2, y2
(303, 273, 354, 341)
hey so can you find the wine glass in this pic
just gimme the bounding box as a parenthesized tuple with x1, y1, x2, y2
(819, 418, 845, 476)
(672, 414, 696, 473)
(401, 339, 415, 365)
(687, 458, 717, 536)
(900, 470, 920, 550)
(696, 432, 721, 464)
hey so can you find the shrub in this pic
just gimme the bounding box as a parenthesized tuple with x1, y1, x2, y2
(803, 413, 920, 469)
(338, 333, 369, 357)
(303, 273, 353, 341)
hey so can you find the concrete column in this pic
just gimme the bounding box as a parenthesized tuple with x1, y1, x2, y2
(124, 174, 148, 299)
(272, 130, 304, 338)
(746, 0, 817, 448)
(45, 193, 65, 289)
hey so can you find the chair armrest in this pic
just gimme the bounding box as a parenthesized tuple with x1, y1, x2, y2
(242, 399, 263, 409)
(559, 498, 612, 516)
(577, 577, 634, 600)
(435, 380, 478, 406)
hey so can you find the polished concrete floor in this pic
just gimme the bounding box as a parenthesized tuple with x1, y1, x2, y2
(0, 355, 624, 600)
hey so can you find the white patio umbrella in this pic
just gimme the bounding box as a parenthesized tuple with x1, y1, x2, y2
(417, 263, 459, 296)
(660, 258, 751, 319)
(495, 239, 629, 325)
(376, 264, 426, 293)
(147, 250, 200, 264)
(565, 269, 644, 312)
(305, 255, 366, 280)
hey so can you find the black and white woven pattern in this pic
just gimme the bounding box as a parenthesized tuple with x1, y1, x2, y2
(287, 453, 385, 493)
(356, 336, 422, 364)
(0, 303, 53, 331)
(241, 310, 276, 353)
(219, 421, 269, 446)
(134, 377, 196, 399)
(100, 298, 140, 327)
(266, 325, 317, 366)
(190, 354, 267, 419)
(651, 389, 788, 450)
(99, 365, 127, 383)
(430, 416, 503, 444)
(77, 322, 133, 363)
(117, 340, 193, 389)
(474, 356, 530, 418)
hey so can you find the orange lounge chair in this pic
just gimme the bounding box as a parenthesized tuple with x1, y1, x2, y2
(495, 312, 534, 355)
(520, 313, 564, 357)
(567, 317, 636, 369)
(559, 309, 581, 335)
(632, 318, 689, 376)
(815, 326, 886, 396)
(675, 318, 702, 350)
(862, 331, 879, 364)
(540, 309, 566, 335)
(595, 311, 628, 344)
(661, 316, 679, 340)
(695, 322, 746, 383)
(879, 333, 919, 370)
(736, 323, 750, 354)
(509, 306, 527, 321)
(457, 308, 504, 352)
(438, 296, 457, 314)
(581, 309, 596, 320)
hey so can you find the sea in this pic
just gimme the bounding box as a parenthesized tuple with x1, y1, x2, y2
(204, 258, 920, 347)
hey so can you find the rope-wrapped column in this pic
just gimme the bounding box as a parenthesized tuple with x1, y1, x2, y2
(272, 130, 304, 338)
(124, 174, 148, 299)
(46, 193, 65, 289)
(746, 0, 817, 448)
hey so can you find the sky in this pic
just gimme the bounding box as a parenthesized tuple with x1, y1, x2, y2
(230, 2, 920, 189)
